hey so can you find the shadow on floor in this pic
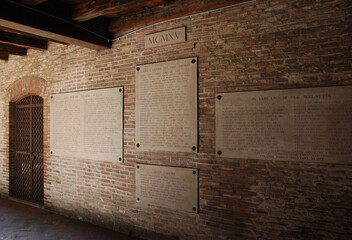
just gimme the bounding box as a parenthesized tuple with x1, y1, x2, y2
(0, 198, 141, 240)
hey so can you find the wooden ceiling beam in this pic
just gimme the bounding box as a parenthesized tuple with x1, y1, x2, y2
(0, 1, 111, 50)
(0, 52, 9, 60)
(0, 43, 27, 56)
(72, 0, 168, 22)
(0, 26, 68, 45)
(61, 0, 86, 4)
(110, 0, 250, 36)
(21, 0, 48, 6)
(0, 30, 48, 51)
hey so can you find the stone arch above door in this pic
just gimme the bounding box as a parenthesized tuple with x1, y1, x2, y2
(6, 76, 48, 102)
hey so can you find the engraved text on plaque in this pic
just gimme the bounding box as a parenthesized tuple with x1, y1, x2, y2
(216, 86, 352, 163)
(136, 164, 198, 213)
(136, 58, 197, 153)
(50, 87, 124, 162)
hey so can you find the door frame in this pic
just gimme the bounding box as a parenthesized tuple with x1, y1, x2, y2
(9, 95, 44, 205)
(6, 77, 48, 205)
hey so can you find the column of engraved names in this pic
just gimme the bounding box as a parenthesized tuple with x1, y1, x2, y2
(51, 97, 82, 153)
(293, 95, 352, 161)
(221, 101, 292, 159)
(140, 171, 191, 203)
(326, 98, 352, 156)
(138, 62, 193, 148)
(83, 95, 119, 154)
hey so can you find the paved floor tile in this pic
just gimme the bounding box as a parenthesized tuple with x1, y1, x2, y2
(0, 198, 140, 240)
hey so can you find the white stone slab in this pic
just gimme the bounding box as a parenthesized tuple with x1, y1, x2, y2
(216, 86, 352, 163)
(50, 87, 124, 162)
(135, 57, 198, 153)
(136, 164, 198, 213)
(145, 27, 186, 48)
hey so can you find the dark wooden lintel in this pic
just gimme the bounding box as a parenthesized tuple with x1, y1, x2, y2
(21, 0, 47, 6)
(0, 26, 68, 45)
(0, 52, 9, 60)
(0, 30, 48, 51)
(0, 43, 27, 56)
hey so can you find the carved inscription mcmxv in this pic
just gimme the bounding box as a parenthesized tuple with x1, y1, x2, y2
(135, 58, 197, 153)
(136, 164, 198, 213)
(145, 27, 186, 48)
(216, 86, 352, 163)
(50, 87, 124, 162)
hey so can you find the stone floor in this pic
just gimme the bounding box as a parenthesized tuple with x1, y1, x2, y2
(0, 198, 141, 240)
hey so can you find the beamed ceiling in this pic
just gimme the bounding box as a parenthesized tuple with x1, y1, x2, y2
(0, 0, 249, 61)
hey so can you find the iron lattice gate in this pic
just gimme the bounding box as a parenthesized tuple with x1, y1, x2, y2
(10, 95, 44, 204)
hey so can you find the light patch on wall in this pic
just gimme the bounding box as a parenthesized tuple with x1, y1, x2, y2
(287, 74, 303, 84)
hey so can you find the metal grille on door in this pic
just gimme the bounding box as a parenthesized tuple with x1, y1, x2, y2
(12, 95, 44, 204)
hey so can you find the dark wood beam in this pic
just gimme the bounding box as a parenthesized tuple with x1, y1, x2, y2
(0, 26, 68, 45)
(21, 0, 47, 6)
(0, 1, 111, 50)
(0, 52, 9, 60)
(61, 0, 86, 4)
(110, 0, 250, 36)
(0, 43, 27, 56)
(80, 17, 112, 38)
(0, 30, 48, 51)
(72, 0, 168, 22)
(35, 0, 73, 20)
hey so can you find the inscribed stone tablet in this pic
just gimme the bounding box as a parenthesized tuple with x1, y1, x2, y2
(135, 58, 197, 153)
(216, 86, 352, 163)
(136, 164, 198, 213)
(50, 87, 124, 162)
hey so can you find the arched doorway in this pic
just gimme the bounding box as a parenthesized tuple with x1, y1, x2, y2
(9, 95, 44, 205)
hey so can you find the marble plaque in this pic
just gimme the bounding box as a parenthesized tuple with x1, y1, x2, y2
(136, 164, 198, 213)
(145, 27, 186, 48)
(216, 86, 352, 163)
(50, 87, 124, 162)
(135, 57, 197, 153)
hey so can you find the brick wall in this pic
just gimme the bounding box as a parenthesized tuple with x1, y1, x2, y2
(0, 0, 351, 239)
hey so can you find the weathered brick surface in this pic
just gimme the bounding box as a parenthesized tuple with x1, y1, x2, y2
(0, 0, 351, 239)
